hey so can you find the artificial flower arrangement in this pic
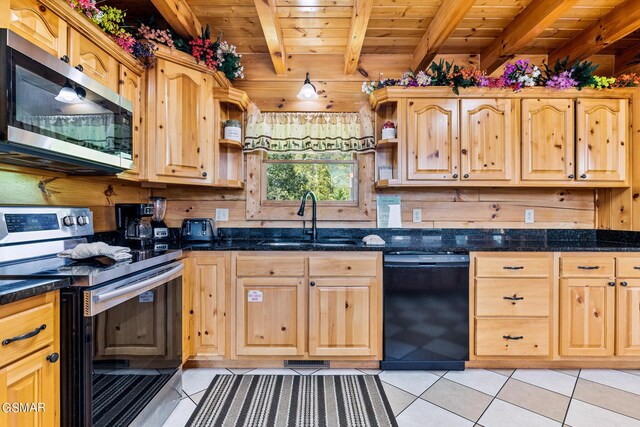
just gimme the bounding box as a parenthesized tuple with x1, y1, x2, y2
(64, 1, 244, 79)
(362, 57, 638, 95)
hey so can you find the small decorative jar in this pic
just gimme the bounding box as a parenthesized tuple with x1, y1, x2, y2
(381, 121, 396, 140)
(223, 120, 242, 142)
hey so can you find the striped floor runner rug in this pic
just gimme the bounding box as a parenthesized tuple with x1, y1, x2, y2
(187, 375, 398, 427)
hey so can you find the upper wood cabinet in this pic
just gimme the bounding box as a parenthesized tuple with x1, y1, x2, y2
(8, 0, 68, 58)
(406, 99, 460, 181)
(118, 65, 144, 180)
(460, 99, 515, 182)
(148, 58, 214, 184)
(576, 98, 628, 182)
(68, 28, 119, 92)
(521, 99, 575, 181)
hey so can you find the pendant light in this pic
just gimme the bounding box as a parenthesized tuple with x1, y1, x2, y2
(297, 72, 318, 100)
(55, 79, 82, 104)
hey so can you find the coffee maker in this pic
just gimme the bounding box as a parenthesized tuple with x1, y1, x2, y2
(115, 204, 154, 241)
(149, 197, 169, 240)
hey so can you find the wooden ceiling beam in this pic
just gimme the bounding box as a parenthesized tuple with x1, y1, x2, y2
(344, 0, 374, 75)
(150, 0, 202, 39)
(615, 41, 640, 74)
(410, 0, 475, 71)
(253, 0, 287, 76)
(480, 0, 579, 74)
(548, 0, 640, 65)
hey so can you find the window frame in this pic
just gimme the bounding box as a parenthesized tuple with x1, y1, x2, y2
(261, 151, 359, 207)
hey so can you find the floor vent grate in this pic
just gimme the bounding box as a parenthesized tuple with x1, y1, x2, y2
(284, 360, 330, 368)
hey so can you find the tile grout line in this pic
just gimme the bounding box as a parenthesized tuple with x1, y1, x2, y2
(473, 368, 516, 424)
(386, 370, 448, 421)
(561, 369, 580, 426)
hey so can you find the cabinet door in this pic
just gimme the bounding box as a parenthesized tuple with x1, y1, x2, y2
(236, 277, 305, 356)
(576, 98, 627, 182)
(118, 65, 144, 180)
(406, 99, 460, 181)
(521, 99, 574, 181)
(308, 277, 378, 357)
(461, 99, 515, 181)
(154, 59, 213, 182)
(0, 345, 57, 427)
(560, 278, 615, 356)
(617, 279, 640, 356)
(9, 0, 67, 58)
(68, 29, 119, 92)
(191, 255, 226, 357)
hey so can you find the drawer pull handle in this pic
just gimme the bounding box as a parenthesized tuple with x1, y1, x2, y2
(633, 267, 640, 270)
(577, 266, 600, 270)
(503, 266, 524, 270)
(503, 335, 524, 340)
(503, 296, 524, 301)
(2, 324, 46, 346)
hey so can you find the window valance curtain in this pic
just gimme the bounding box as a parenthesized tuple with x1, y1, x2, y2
(244, 110, 374, 153)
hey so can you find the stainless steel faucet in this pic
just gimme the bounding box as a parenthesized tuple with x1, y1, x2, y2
(297, 190, 318, 241)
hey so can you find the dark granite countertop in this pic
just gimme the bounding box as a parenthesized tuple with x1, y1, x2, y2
(0, 278, 69, 305)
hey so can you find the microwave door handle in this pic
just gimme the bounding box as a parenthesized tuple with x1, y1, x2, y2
(93, 263, 184, 304)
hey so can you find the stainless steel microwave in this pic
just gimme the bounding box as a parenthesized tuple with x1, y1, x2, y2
(0, 29, 134, 174)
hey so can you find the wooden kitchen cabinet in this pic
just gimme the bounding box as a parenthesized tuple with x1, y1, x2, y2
(236, 277, 305, 356)
(148, 58, 214, 184)
(406, 99, 460, 181)
(560, 278, 616, 357)
(576, 98, 628, 182)
(460, 99, 515, 182)
(68, 28, 119, 92)
(8, 0, 68, 58)
(232, 252, 382, 360)
(616, 278, 640, 356)
(0, 292, 59, 426)
(188, 254, 226, 358)
(521, 99, 575, 181)
(118, 65, 144, 180)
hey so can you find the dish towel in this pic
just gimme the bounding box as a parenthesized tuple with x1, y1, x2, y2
(58, 242, 132, 262)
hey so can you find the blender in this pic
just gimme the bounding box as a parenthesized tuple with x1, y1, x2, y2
(150, 197, 169, 240)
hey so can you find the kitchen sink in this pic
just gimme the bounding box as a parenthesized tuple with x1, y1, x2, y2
(257, 241, 313, 247)
(257, 239, 358, 248)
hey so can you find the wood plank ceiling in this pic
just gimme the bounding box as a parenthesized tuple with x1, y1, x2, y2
(184, 0, 640, 75)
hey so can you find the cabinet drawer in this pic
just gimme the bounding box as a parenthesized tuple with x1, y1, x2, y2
(309, 255, 378, 277)
(0, 301, 54, 367)
(475, 278, 550, 317)
(475, 318, 549, 357)
(560, 256, 614, 277)
(474, 254, 551, 278)
(236, 255, 305, 277)
(617, 258, 640, 278)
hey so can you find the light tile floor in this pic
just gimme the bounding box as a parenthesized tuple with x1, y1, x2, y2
(163, 368, 640, 426)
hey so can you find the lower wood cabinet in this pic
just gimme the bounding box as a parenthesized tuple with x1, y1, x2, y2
(232, 252, 382, 360)
(185, 254, 226, 359)
(0, 292, 59, 427)
(617, 278, 640, 356)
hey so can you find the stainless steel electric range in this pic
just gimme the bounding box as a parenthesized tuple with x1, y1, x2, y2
(0, 206, 183, 427)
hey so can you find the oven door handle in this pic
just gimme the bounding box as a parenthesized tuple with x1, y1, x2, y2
(94, 263, 184, 304)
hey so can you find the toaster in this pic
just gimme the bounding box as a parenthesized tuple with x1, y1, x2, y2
(181, 218, 217, 242)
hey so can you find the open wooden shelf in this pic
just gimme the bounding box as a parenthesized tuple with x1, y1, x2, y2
(219, 138, 244, 149)
(375, 179, 402, 188)
(377, 138, 399, 147)
(215, 179, 245, 189)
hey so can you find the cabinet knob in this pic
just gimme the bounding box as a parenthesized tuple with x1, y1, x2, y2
(202, 172, 207, 177)
(463, 174, 469, 179)
(46, 353, 59, 364)
(310, 281, 316, 287)
(568, 174, 574, 179)
(608, 281, 616, 287)
(580, 174, 587, 179)
(452, 174, 458, 178)
(75, 64, 84, 72)
(60, 55, 69, 63)
(621, 281, 628, 287)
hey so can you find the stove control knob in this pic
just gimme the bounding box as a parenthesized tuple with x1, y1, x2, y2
(77, 215, 90, 226)
(63, 216, 76, 226)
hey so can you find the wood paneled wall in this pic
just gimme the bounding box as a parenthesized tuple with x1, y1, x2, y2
(0, 166, 149, 231)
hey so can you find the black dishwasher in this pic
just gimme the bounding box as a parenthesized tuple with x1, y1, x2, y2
(382, 253, 469, 370)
